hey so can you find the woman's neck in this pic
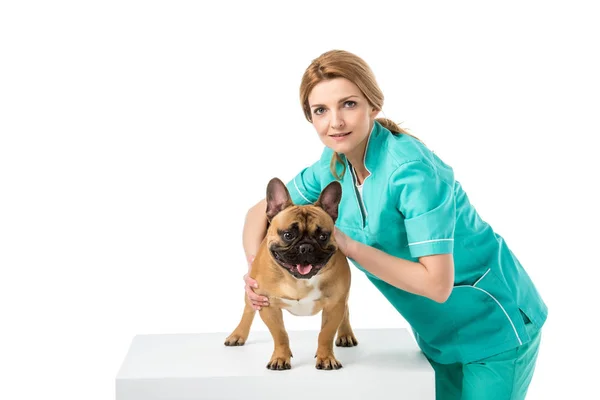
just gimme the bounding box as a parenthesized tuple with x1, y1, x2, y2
(345, 139, 370, 184)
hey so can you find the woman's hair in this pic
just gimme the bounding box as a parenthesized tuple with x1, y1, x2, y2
(299, 49, 421, 179)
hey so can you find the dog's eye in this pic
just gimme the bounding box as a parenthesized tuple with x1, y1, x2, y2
(318, 233, 329, 241)
(283, 232, 294, 241)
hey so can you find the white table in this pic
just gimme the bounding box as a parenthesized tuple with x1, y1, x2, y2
(116, 328, 435, 399)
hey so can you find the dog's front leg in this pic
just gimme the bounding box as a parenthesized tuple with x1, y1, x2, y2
(335, 302, 359, 347)
(224, 295, 256, 346)
(259, 306, 293, 370)
(315, 300, 346, 369)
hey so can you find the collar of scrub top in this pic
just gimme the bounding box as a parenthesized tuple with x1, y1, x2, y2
(344, 119, 386, 178)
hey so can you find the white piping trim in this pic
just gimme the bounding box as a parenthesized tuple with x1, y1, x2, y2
(473, 268, 490, 287)
(408, 238, 454, 246)
(454, 283, 523, 346)
(293, 177, 311, 204)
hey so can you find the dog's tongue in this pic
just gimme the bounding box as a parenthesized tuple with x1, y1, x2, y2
(296, 264, 313, 275)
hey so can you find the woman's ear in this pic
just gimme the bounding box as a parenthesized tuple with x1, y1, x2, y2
(370, 107, 379, 119)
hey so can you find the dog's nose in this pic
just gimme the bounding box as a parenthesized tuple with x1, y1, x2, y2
(298, 244, 314, 254)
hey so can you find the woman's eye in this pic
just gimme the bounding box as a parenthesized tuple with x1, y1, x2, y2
(344, 101, 356, 108)
(313, 107, 325, 115)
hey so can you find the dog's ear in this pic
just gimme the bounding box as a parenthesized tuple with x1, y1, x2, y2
(266, 178, 293, 221)
(315, 181, 342, 223)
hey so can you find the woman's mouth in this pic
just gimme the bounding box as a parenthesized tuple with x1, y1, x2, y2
(329, 132, 351, 141)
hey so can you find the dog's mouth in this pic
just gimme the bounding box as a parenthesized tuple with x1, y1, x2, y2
(270, 250, 332, 278)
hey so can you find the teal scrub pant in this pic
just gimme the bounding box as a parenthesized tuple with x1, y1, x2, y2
(427, 318, 542, 400)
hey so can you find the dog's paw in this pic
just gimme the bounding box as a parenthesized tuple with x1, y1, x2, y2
(266, 355, 291, 370)
(335, 332, 358, 347)
(223, 333, 246, 346)
(315, 353, 343, 370)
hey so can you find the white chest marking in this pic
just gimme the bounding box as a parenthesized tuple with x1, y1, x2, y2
(280, 276, 322, 316)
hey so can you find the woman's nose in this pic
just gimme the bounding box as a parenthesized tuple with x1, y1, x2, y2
(330, 113, 345, 129)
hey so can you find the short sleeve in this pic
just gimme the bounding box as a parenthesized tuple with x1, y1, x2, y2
(286, 160, 322, 205)
(393, 160, 456, 258)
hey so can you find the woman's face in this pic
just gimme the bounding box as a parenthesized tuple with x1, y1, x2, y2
(307, 77, 378, 159)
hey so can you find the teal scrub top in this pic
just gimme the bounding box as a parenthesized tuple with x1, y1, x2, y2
(285, 121, 548, 365)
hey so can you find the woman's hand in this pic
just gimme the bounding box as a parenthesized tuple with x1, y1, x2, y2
(243, 255, 269, 311)
(334, 227, 355, 257)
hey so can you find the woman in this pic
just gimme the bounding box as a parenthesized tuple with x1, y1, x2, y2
(241, 49, 548, 399)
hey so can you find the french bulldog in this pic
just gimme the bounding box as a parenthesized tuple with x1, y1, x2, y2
(224, 177, 358, 370)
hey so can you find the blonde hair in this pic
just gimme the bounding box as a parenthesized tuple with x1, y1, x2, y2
(299, 49, 421, 179)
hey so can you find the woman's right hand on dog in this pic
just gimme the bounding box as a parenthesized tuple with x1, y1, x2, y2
(244, 255, 270, 311)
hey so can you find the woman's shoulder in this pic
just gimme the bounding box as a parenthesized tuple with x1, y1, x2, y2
(382, 131, 436, 168)
(380, 131, 455, 183)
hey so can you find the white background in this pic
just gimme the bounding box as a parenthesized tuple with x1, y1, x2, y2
(1, 1, 598, 399)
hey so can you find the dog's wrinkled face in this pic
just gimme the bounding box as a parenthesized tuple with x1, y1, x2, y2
(265, 178, 342, 280)
(269, 209, 336, 279)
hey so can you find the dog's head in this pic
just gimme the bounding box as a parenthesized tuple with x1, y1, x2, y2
(265, 178, 342, 280)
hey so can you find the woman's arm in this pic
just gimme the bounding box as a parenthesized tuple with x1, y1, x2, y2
(241, 199, 271, 310)
(242, 199, 268, 269)
(335, 228, 454, 303)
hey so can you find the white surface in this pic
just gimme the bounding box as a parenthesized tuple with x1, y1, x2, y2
(116, 328, 434, 400)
